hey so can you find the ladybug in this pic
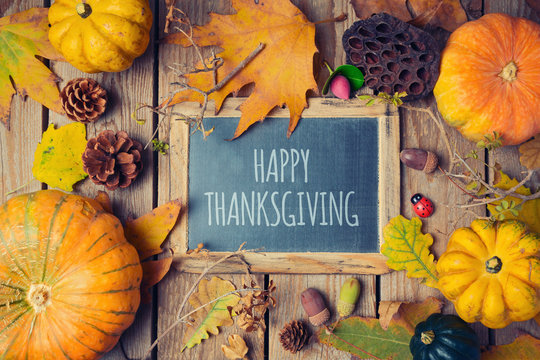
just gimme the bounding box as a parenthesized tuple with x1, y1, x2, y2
(411, 193, 434, 218)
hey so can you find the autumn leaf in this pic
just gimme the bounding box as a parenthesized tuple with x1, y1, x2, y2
(381, 215, 439, 288)
(182, 277, 240, 351)
(481, 333, 540, 359)
(124, 199, 182, 260)
(318, 297, 443, 359)
(32, 122, 87, 191)
(140, 256, 173, 303)
(519, 137, 540, 170)
(351, 0, 467, 32)
(487, 171, 540, 233)
(221, 334, 249, 360)
(0, 8, 64, 128)
(163, 0, 318, 138)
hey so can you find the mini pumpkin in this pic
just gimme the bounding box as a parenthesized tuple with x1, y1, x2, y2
(433, 13, 540, 145)
(410, 313, 480, 360)
(0, 190, 142, 359)
(437, 219, 540, 329)
(48, 0, 153, 73)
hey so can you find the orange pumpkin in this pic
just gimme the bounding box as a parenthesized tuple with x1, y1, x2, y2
(434, 13, 540, 145)
(0, 190, 141, 359)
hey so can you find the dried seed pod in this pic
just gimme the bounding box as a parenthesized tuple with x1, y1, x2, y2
(400, 148, 439, 173)
(301, 288, 330, 326)
(337, 278, 361, 317)
(342, 13, 440, 101)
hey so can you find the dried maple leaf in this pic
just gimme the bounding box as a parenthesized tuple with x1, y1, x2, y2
(183, 277, 240, 351)
(163, 0, 318, 138)
(140, 256, 173, 303)
(232, 278, 276, 339)
(351, 0, 467, 32)
(32, 122, 88, 191)
(519, 137, 540, 170)
(0, 8, 64, 128)
(221, 334, 249, 360)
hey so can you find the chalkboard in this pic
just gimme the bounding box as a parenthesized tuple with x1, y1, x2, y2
(189, 116, 379, 252)
(174, 98, 399, 274)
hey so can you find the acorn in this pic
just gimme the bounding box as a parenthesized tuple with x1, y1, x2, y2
(337, 278, 361, 317)
(301, 288, 330, 326)
(399, 148, 438, 173)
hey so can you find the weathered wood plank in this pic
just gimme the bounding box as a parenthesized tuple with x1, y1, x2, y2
(0, 0, 45, 201)
(269, 274, 376, 359)
(484, 0, 540, 346)
(47, 1, 157, 358)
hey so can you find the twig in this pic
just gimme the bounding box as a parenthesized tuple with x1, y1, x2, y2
(5, 178, 38, 197)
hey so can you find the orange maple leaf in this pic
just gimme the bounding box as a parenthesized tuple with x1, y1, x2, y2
(163, 0, 318, 138)
(0, 8, 64, 128)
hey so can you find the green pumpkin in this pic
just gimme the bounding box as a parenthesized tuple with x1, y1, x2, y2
(410, 313, 480, 360)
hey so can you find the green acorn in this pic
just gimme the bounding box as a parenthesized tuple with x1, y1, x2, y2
(337, 278, 361, 317)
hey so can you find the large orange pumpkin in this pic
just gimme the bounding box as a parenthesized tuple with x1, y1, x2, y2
(433, 13, 540, 145)
(0, 190, 141, 359)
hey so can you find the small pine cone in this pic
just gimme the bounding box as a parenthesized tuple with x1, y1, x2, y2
(82, 130, 143, 191)
(279, 320, 310, 354)
(61, 78, 107, 123)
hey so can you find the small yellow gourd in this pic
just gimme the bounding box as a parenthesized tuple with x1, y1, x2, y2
(437, 220, 540, 328)
(48, 0, 153, 73)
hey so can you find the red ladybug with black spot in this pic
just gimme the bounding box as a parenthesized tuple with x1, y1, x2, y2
(411, 193, 434, 218)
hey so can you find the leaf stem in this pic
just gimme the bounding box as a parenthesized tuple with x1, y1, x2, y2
(313, 13, 347, 25)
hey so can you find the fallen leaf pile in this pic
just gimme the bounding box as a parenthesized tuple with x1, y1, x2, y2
(32, 122, 87, 192)
(0, 8, 64, 128)
(381, 215, 439, 288)
(351, 0, 467, 31)
(163, 0, 318, 139)
(123, 199, 182, 303)
(183, 277, 240, 351)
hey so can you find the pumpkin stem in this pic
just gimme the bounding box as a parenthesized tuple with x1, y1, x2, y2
(76, 2, 92, 19)
(420, 330, 435, 345)
(498, 61, 518, 82)
(27, 284, 52, 313)
(486, 256, 503, 274)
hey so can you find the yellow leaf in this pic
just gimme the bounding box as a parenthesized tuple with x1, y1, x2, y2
(124, 200, 181, 260)
(32, 123, 87, 191)
(481, 333, 540, 359)
(140, 256, 173, 304)
(183, 277, 240, 351)
(519, 137, 540, 170)
(381, 215, 438, 288)
(163, 0, 318, 138)
(488, 171, 540, 233)
(0, 8, 64, 128)
(221, 334, 249, 360)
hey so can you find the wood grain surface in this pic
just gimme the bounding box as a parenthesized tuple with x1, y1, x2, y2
(0, 0, 538, 359)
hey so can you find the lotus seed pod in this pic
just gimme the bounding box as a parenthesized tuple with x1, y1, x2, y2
(330, 75, 351, 99)
(337, 278, 361, 317)
(301, 288, 330, 326)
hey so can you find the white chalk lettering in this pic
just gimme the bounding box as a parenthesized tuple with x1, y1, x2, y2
(254, 149, 264, 183)
(282, 191, 296, 226)
(270, 191, 280, 227)
(227, 192, 239, 226)
(345, 191, 359, 226)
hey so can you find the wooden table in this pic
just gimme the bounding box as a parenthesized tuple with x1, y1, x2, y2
(1, 0, 539, 359)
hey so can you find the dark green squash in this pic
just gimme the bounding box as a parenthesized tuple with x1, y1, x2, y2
(410, 313, 480, 360)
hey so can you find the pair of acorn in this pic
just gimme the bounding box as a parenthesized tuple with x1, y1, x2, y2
(300, 278, 361, 327)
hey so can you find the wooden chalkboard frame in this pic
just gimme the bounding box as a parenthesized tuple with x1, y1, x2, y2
(170, 98, 399, 274)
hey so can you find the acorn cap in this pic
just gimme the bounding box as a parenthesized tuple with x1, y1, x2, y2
(308, 308, 330, 327)
(423, 151, 438, 173)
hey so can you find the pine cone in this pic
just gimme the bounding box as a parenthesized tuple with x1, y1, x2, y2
(82, 131, 143, 191)
(279, 320, 309, 354)
(61, 78, 107, 123)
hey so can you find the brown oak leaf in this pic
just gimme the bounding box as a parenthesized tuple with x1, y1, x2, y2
(0, 8, 64, 128)
(519, 137, 540, 170)
(351, 0, 467, 32)
(163, 0, 318, 139)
